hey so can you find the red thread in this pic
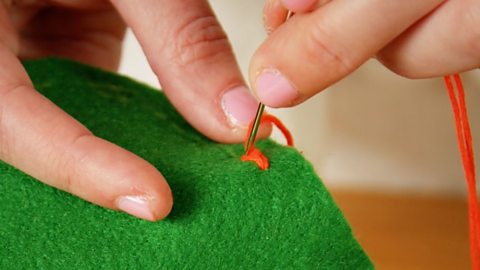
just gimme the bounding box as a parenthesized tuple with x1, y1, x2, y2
(444, 74, 480, 269)
(241, 114, 294, 170)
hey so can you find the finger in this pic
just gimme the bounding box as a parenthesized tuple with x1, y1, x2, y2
(0, 54, 173, 221)
(19, 8, 126, 71)
(4, 0, 110, 10)
(111, 0, 270, 143)
(5, 0, 112, 32)
(377, 0, 480, 78)
(0, 4, 172, 221)
(46, 0, 111, 10)
(282, 0, 322, 12)
(263, 0, 288, 35)
(250, 0, 445, 108)
(263, 0, 331, 35)
(0, 0, 18, 53)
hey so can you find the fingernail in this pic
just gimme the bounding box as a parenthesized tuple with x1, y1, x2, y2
(282, 0, 317, 11)
(117, 195, 156, 221)
(255, 69, 298, 108)
(221, 86, 258, 127)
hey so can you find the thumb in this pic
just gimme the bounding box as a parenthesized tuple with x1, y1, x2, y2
(249, 0, 444, 108)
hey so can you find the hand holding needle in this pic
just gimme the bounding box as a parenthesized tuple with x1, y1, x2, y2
(245, 10, 293, 154)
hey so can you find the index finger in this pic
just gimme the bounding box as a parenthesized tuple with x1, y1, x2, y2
(110, 0, 271, 143)
(250, 0, 445, 108)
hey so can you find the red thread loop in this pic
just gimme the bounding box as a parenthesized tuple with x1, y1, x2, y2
(241, 114, 294, 170)
(444, 74, 480, 269)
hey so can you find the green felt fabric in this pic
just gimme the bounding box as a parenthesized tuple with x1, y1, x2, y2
(0, 58, 372, 269)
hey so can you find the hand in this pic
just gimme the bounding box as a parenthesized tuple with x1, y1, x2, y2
(250, 0, 479, 108)
(0, 0, 265, 221)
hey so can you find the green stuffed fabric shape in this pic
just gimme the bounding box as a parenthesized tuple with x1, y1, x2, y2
(0, 58, 372, 269)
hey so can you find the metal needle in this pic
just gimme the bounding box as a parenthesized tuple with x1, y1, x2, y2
(245, 10, 293, 154)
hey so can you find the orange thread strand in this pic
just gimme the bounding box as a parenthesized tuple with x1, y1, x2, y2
(241, 114, 294, 170)
(261, 114, 294, 147)
(241, 148, 270, 170)
(444, 74, 480, 269)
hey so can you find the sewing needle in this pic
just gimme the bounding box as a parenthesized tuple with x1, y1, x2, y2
(245, 10, 293, 154)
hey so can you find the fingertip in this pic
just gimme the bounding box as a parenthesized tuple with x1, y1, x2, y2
(155, 184, 174, 220)
(60, 135, 174, 221)
(263, 0, 288, 35)
(187, 84, 271, 145)
(281, 0, 317, 12)
(254, 69, 299, 108)
(218, 85, 273, 143)
(221, 85, 259, 128)
(115, 173, 173, 222)
(150, 179, 174, 221)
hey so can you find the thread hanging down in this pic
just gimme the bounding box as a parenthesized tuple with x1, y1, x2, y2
(444, 74, 480, 269)
(241, 114, 294, 170)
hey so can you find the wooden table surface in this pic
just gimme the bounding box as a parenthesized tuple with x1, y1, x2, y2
(331, 190, 470, 269)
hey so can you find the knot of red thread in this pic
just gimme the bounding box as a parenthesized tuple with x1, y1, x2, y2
(444, 74, 479, 269)
(241, 114, 294, 170)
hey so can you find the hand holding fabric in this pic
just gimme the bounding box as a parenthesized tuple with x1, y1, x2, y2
(0, 0, 266, 221)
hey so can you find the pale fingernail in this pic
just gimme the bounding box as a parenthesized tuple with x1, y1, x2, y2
(117, 195, 156, 221)
(221, 86, 258, 127)
(282, 0, 317, 11)
(255, 69, 298, 108)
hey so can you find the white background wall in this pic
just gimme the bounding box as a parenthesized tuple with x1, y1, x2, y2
(119, 0, 480, 197)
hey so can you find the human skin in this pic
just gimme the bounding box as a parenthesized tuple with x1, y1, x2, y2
(0, 0, 478, 222)
(252, 0, 479, 108)
(0, 0, 269, 222)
